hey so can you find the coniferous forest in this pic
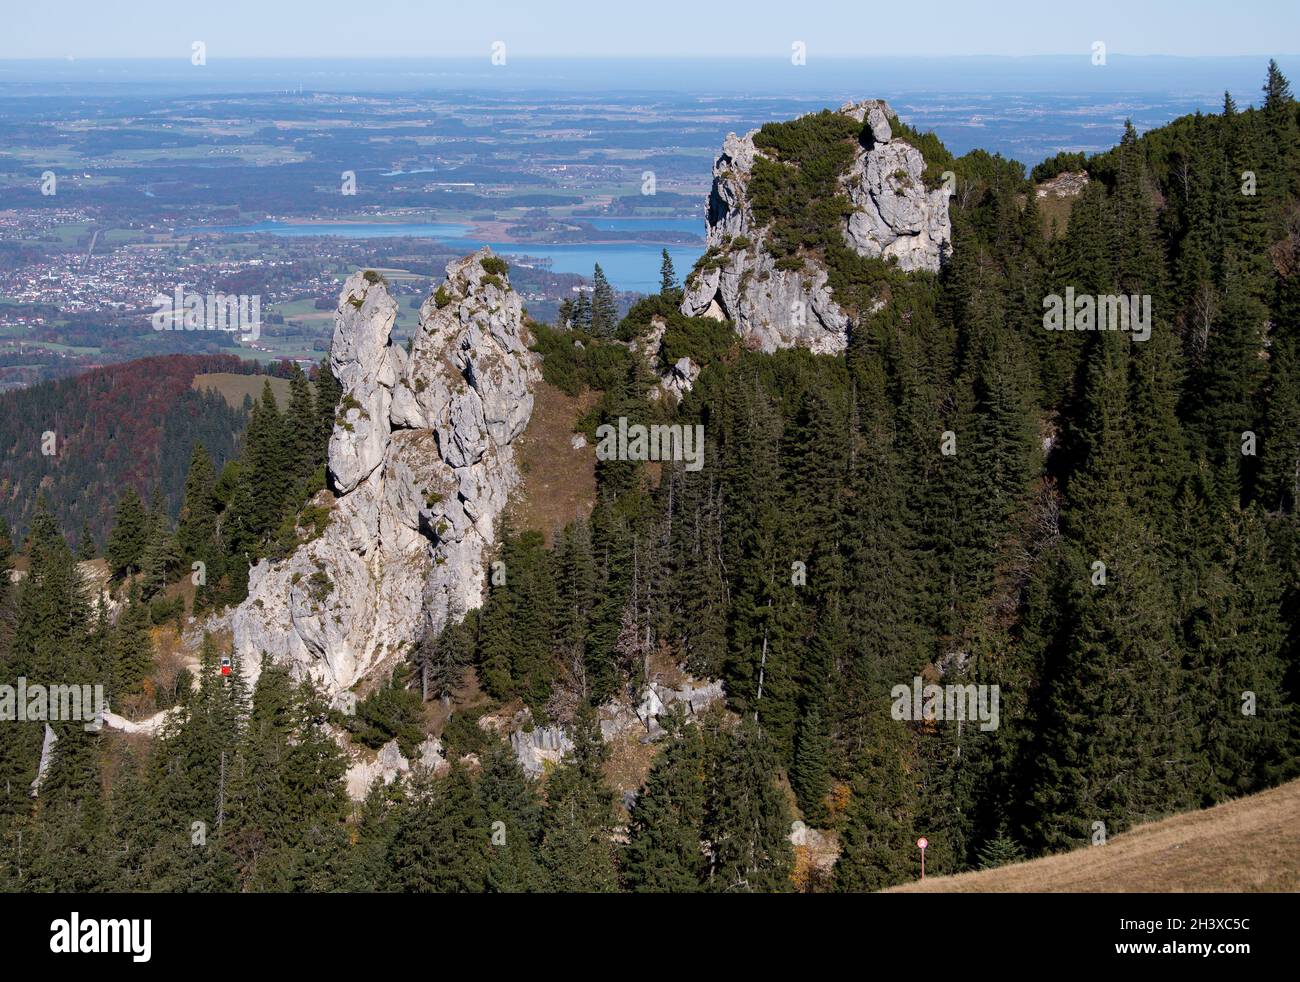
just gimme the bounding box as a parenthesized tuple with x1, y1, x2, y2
(1, 63, 1299, 894)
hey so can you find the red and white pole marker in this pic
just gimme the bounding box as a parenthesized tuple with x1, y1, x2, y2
(916, 837, 928, 880)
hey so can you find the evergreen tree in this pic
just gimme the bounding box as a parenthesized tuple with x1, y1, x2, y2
(623, 709, 708, 891)
(387, 765, 488, 893)
(590, 264, 618, 337)
(703, 718, 793, 892)
(659, 249, 678, 296)
(105, 487, 148, 579)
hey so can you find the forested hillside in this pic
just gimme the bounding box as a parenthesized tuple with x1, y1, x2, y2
(0, 354, 257, 552)
(1, 63, 1298, 893)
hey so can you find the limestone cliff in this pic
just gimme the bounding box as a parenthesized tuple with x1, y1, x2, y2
(229, 249, 538, 694)
(681, 99, 952, 353)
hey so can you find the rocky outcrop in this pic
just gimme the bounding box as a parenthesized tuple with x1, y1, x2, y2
(681, 99, 951, 354)
(1036, 170, 1089, 198)
(30, 724, 57, 796)
(474, 674, 727, 778)
(510, 726, 574, 778)
(601, 677, 726, 741)
(229, 249, 538, 693)
(344, 736, 447, 799)
(637, 315, 701, 402)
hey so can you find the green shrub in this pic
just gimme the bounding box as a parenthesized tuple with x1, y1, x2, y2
(346, 681, 426, 757)
(530, 322, 634, 397)
(307, 569, 332, 603)
(441, 711, 495, 758)
(1030, 150, 1088, 184)
(480, 255, 509, 277)
(299, 503, 331, 540)
(661, 313, 738, 369)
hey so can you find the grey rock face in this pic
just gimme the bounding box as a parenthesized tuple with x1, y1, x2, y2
(681, 99, 951, 353)
(510, 725, 574, 778)
(639, 315, 702, 401)
(344, 736, 447, 799)
(230, 249, 538, 694)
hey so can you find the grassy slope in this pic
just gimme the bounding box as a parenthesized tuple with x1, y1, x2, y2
(192, 372, 296, 409)
(888, 779, 1300, 893)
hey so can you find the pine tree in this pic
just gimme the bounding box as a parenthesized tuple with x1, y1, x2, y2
(2, 503, 88, 812)
(791, 705, 832, 826)
(976, 830, 1025, 870)
(105, 487, 148, 579)
(314, 356, 342, 458)
(703, 718, 793, 892)
(590, 264, 618, 337)
(539, 707, 619, 891)
(387, 764, 488, 893)
(659, 249, 678, 296)
(835, 719, 918, 892)
(478, 743, 545, 892)
(572, 289, 592, 332)
(111, 584, 154, 699)
(77, 521, 95, 561)
(285, 363, 319, 501)
(623, 709, 708, 891)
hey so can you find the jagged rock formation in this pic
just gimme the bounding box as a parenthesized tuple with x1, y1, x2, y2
(601, 677, 726, 741)
(681, 99, 952, 354)
(229, 249, 538, 693)
(30, 724, 57, 796)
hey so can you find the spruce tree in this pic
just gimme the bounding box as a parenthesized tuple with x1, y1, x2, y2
(659, 249, 678, 296)
(106, 487, 148, 579)
(590, 263, 619, 337)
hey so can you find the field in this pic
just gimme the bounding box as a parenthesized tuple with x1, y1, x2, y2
(888, 779, 1300, 893)
(192, 372, 298, 409)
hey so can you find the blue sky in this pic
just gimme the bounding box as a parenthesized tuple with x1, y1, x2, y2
(4, 0, 1298, 59)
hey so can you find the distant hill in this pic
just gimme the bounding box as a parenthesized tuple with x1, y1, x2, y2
(889, 779, 1300, 893)
(0, 354, 262, 552)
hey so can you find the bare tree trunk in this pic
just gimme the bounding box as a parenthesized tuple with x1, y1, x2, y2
(754, 598, 772, 721)
(216, 751, 226, 831)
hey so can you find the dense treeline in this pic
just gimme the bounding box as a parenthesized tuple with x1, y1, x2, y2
(135, 358, 341, 613)
(0, 354, 263, 552)
(1, 64, 1298, 892)
(428, 62, 1300, 885)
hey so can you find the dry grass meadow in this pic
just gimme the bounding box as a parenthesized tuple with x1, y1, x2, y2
(888, 779, 1300, 893)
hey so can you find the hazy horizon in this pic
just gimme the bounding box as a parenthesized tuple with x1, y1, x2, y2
(5, 0, 1298, 59)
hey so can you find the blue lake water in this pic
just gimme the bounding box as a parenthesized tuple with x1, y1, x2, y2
(584, 218, 704, 235)
(194, 221, 704, 293)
